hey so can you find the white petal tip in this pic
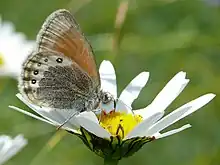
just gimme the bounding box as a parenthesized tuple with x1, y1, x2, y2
(207, 93, 216, 99)
(16, 93, 21, 97)
(178, 71, 186, 77)
(99, 60, 114, 73)
(102, 60, 111, 63)
(8, 105, 17, 110)
(182, 124, 192, 129)
(155, 124, 192, 139)
(139, 72, 150, 85)
(100, 60, 112, 66)
(140, 71, 149, 78)
(201, 93, 216, 104)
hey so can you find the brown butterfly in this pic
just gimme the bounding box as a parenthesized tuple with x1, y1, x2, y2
(18, 9, 114, 127)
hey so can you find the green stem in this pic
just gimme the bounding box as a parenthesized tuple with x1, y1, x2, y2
(112, 0, 129, 60)
(103, 158, 119, 165)
(30, 130, 66, 165)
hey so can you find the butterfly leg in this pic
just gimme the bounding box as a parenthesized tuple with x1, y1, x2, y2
(56, 111, 80, 130)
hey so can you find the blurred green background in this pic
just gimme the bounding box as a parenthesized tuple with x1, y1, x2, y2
(0, 0, 220, 164)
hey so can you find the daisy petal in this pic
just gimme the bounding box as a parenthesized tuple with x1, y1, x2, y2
(125, 112, 163, 140)
(100, 101, 115, 114)
(9, 105, 54, 125)
(99, 60, 117, 98)
(177, 93, 215, 119)
(118, 72, 149, 109)
(115, 99, 132, 113)
(77, 111, 99, 124)
(0, 18, 34, 78)
(134, 71, 189, 119)
(154, 124, 191, 139)
(0, 134, 27, 165)
(144, 106, 190, 137)
(9, 105, 79, 134)
(16, 94, 80, 129)
(76, 112, 111, 139)
(145, 93, 215, 136)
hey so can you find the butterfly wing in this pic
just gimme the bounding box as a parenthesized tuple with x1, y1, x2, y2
(19, 51, 97, 110)
(19, 9, 100, 111)
(36, 9, 100, 85)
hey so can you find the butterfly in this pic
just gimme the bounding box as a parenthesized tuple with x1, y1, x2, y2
(18, 9, 114, 126)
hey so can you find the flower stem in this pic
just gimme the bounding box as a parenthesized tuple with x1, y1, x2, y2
(112, 0, 129, 59)
(103, 158, 119, 165)
(30, 130, 66, 165)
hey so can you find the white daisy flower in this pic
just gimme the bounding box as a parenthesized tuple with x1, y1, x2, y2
(9, 60, 215, 162)
(0, 134, 27, 164)
(0, 16, 34, 78)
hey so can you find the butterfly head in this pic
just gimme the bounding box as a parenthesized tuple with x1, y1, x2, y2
(100, 91, 114, 105)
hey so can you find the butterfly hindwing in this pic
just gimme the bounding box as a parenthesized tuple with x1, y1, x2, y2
(19, 51, 95, 110)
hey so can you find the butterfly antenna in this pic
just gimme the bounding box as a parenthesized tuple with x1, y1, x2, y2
(56, 111, 79, 130)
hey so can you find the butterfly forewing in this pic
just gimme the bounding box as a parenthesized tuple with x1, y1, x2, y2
(36, 9, 100, 85)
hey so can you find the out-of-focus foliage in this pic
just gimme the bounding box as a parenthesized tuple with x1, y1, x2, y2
(0, 0, 220, 164)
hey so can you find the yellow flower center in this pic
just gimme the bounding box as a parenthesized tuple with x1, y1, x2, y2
(0, 52, 4, 67)
(99, 111, 143, 139)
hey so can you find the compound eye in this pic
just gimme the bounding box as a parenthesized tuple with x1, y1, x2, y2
(102, 92, 113, 104)
(104, 94, 109, 101)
